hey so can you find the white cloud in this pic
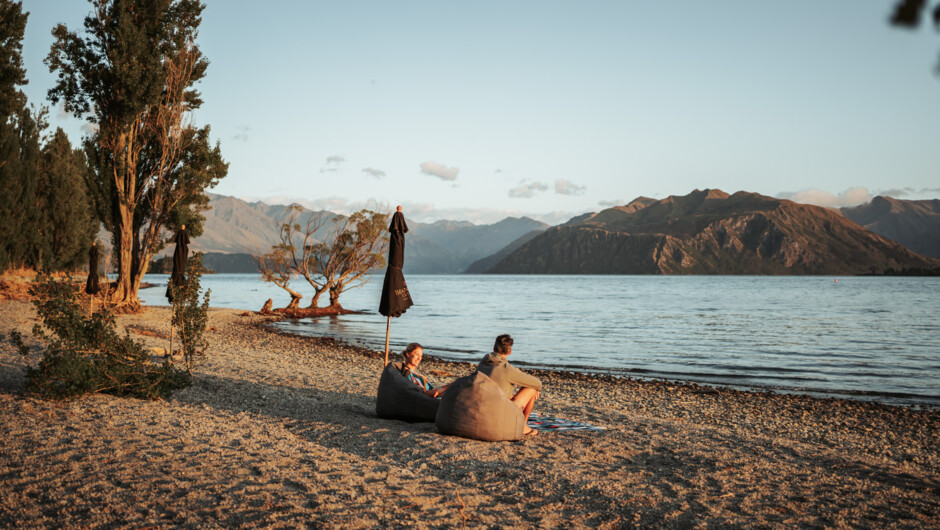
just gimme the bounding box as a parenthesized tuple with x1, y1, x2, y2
(877, 188, 913, 198)
(318, 155, 346, 174)
(555, 179, 586, 196)
(81, 122, 98, 135)
(362, 167, 385, 178)
(233, 125, 250, 142)
(841, 187, 872, 206)
(598, 199, 624, 207)
(508, 181, 549, 199)
(873, 187, 940, 199)
(776, 187, 873, 208)
(419, 160, 459, 181)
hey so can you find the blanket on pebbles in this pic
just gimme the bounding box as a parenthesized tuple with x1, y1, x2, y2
(527, 412, 605, 432)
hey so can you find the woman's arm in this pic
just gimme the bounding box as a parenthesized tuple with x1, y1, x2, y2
(424, 384, 449, 398)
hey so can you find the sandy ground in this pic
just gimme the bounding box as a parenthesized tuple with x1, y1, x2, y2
(0, 299, 938, 528)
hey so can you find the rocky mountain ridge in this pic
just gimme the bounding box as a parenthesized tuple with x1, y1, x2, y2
(483, 189, 940, 275)
(841, 196, 940, 259)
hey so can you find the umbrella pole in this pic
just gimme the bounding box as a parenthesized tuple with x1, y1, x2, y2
(384, 316, 391, 366)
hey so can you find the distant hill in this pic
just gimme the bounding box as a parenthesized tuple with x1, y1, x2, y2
(465, 230, 545, 273)
(400, 235, 464, 274)
(178, 194, 548, 274)
(841, 196, 940, 259)
(410, 217, 549, 270)
(483, 189, 940, 275)
(194, 194, 284, 254)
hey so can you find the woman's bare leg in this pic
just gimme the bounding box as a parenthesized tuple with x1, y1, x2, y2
(512, 388, 540, 435)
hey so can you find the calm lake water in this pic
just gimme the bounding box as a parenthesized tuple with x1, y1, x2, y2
(140, 274, 940, 408)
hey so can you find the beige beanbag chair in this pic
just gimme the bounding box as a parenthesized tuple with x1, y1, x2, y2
(435, 371, 525, 442)
(375, 362, 440, 422)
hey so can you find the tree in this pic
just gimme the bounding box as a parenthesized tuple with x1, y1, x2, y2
(257, 205, 333, 309)
(316, 209, 388, 309)
(0, 0, 27, 118)
(891, 0, 940, 70)
(256, 207, 389, 311)
(255, 232, 305, 310)
(47, 0, 227, 309)
(0, 108, 39, 270)
(36, 128, 98, 270)
(0, 0, 32, 271)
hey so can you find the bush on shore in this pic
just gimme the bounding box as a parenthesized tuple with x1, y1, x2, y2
(170, 253, 211, 372)
(6, 275, 190, 400)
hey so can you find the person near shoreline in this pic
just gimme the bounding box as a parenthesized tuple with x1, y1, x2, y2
(477, 334, 542, 436)
(400, 342, 448, 398)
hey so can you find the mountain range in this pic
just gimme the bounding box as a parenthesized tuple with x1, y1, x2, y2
(191, 194, 548, 274)
(172, 190, 938, 275)
(841, 196, 940, 259)
(480, 189, 940, 275)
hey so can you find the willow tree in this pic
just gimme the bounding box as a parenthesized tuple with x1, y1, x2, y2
(319, 209, 388, 309)
(255, 207, 388, 311)
(47, 0, 227, 309)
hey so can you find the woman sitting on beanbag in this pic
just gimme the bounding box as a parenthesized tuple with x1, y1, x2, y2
(400, 342, 449, 398)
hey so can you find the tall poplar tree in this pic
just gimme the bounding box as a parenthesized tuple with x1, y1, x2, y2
(36, 128, 97, 270)
(47, 0, 227, 309)
(0, 0, 30, 270)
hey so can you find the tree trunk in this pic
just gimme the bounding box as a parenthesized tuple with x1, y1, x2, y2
(284, 288, 302, 310)
(260, 299, 273, 314)
(112, 199, 139, 308)
(328, 285, 343, 309)
(307, 286, 327, 309)
(108, 130, 144, 311)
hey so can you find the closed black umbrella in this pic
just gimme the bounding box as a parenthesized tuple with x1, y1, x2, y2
(85, 243, 100, 295)
(166, 226, 190, 359)
(165, 226, 190, 303)
(378, 206, 413, 365)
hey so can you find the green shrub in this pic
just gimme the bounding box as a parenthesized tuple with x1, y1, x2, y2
(170, 253, 211, 371)
(10, 275, 190, 400)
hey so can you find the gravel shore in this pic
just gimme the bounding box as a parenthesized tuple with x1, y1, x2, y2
(1, 300, 937, 528)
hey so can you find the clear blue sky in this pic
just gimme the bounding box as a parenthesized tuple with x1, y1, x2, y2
(19, 1, 940, 224)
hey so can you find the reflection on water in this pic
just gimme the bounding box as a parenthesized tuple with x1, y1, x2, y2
(141, 274, 940, 407)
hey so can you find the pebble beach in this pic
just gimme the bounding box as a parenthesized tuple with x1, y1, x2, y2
(0, 299, 937, 528)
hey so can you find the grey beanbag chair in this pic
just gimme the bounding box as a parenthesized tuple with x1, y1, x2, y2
(435, 371, 525, 442)
(376, 362, 440, 422)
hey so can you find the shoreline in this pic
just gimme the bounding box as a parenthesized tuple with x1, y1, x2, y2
(1, 300, 938, 527)
(262, 317, 940, 411)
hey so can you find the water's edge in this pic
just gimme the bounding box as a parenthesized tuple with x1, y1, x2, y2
(269, 320, 940, 409)
(141, 274, 940, 409)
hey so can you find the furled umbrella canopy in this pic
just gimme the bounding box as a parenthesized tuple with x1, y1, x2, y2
(85, 243, 100, 295)
(379, 207, 414, 365)
(165, 227, 190, 303)
(379, 208, 413, 317)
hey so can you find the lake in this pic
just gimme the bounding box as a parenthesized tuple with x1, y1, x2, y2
(140, 273, 940, 408)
